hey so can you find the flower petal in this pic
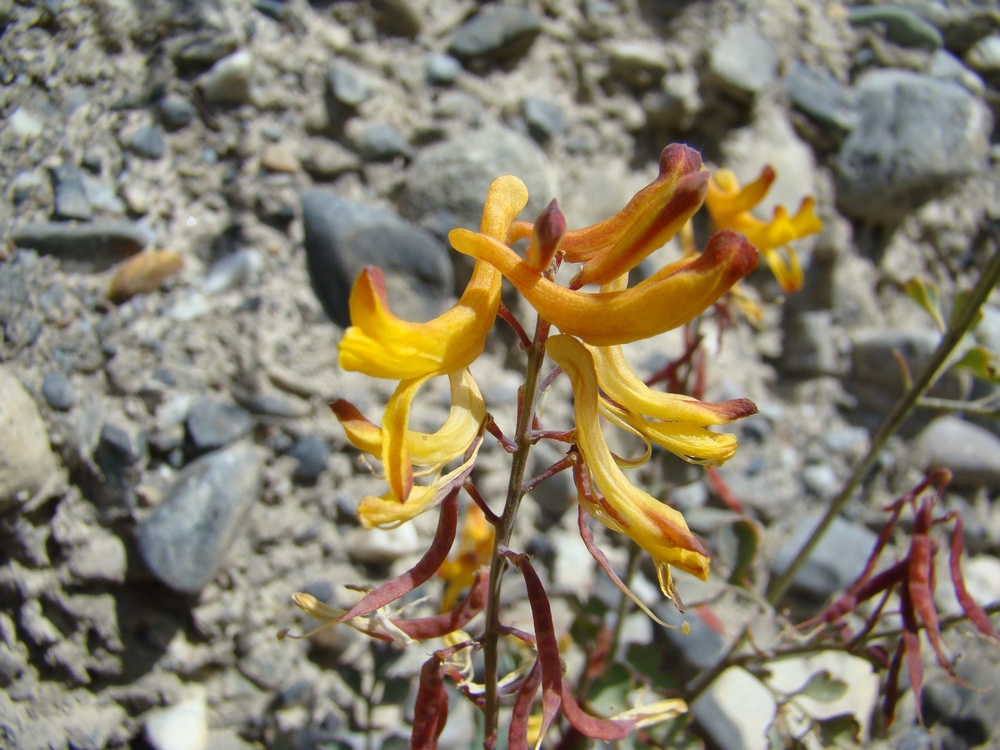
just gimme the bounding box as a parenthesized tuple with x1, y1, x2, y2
(331, 368, 487, 468)
(337, 176, 529, 380)
(450, 229, 757, 346)
(546, 334, 711, 587)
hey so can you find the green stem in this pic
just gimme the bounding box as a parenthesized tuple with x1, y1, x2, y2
(766, 241, 1000, 605)
(481, 316, 551, 745)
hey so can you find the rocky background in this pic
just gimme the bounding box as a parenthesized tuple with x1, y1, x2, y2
(2, 0, 1000, 748)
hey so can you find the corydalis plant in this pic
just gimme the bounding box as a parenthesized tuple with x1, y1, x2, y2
(280, 144, 821, 748)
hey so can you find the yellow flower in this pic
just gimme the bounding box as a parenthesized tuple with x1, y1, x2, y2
(546, 334, 713, 596)
(337, 175, 529, 380)
(437, 503, 494, 610)
(332, 368, 487, 507)
(450, 228, 757, 346)
(705, 166, 823, 293)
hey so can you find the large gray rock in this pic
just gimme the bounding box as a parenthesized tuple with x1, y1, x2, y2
(835, 70, 992, 222)
(301, 190, 454, 328)
(0, 366, 57, 512)
(10, 222, 151, 272)
(400, 125, 557, 237)
(708, 24, 779, 100)
(137, 443, 262, 594)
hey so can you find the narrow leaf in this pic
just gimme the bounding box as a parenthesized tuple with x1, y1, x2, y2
(502, 550, 562, 749)
(559, 681, 635, 741)
(948, 513, 1000, 640)
(412, 656, 449, 749)
(508, 661, 542, 750)
(393, 567, 490, 640)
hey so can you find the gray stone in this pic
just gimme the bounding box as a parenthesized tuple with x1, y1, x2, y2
(326, 59, 372, 109)
(10, 222, 151, 272)
(847, 4, 943, 48)
(400, 125, 556, 236)
(157, 94, 197, 130)
(781, 310, 840, 377)
(922, 640, 1000, 747)
(288, 433, 330, 483)
(784, 62, 859, 135)
(138, 442, 262, 594)
(606, 40, 669, 91)
(523, 96, 565, 144)
(371, 0, 421, 38)
(0, 366, 57, 511)
(692, 667, 776, 750)
(80, 173, 126, 215)
(425, 53, 461, 85)
(301, 189, 454, 328)
(128, 124, 167, 160)
(964, 33, 1000, 74)
(835, 70, 992, 222)
(913, 416, 1000, 489)
(927, 49, 985, 96)
(448, 6, 541, 67)
(41, 370, 76, 411)
(50, 164, 93, 221)
(92, 421, 148, 512)
(771, 514, 878, 604)
(186, 398, 253, 452)
(197, 50, 254, 106)
(67, 532, 128, 583)
(349, 121, 408, 161)
(708, 24, 779, 100)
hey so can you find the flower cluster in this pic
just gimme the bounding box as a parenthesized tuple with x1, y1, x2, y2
(287, 142, 822, 746)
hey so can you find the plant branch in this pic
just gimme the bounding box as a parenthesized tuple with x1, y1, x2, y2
(481, 313, 551, 745)
(766, 241, 1000, 605)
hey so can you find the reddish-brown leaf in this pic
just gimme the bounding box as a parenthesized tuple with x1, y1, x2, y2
(412, 656, 449, 749)
(508, 661, 542, 750)
(882, 637, 905, 726)
(328, 490, 459, 627)
(559, 681, 635, 741)
(908, 498, 949, 669)
(393, 567, 489, 640)
(900, 585, 926, 725)
(947, 512, 1000, 640)
(503, 550, 562, 747)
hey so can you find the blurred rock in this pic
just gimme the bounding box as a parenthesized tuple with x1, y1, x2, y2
(448, 6, 541, 69)
(708, 24, 778, 101)
(913, 416, 1000, 489)
(128, 125, 167, 160)
(847, 4, 943, 48)
(10, 222, 151, 272)
(186, 398, 253, 453)
(198, 50, 254, 106)
(145, 689, 208, 750)
(692, 667, 776, 750)
(0, 366, 57, 511)
(606, 40, 669, 91)
(835, 70, 992, 222)
(138, 442, 262, 594)
(107, 250, 184, 302)
(50, 164, 93, 221)
(400, 125, 556, 237)
(771, 514, 878, 605)
(371, 0, 421, 38)
(42, 370, 76, 411)
(301, 189, 453, 328)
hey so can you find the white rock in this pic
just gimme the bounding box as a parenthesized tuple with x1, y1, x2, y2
(0, 366, 58, 511)
(692, 666, 776, 750)
(144, 687, 208, 750)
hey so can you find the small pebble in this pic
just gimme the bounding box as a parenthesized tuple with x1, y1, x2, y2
(198, 50, 254, 106)
(50, 164, 93, 222)
(145, 689, 208, 750)
(259, 143, 300, 173)
(128, 125, 167, 160)
(425, 53, 461, 85)
(42, 371, 76, 411)
(157, 95, 197, 130)
(186, 398, 253, 452)
(107, 250, 184, 302)
(289, 433, 330, 483)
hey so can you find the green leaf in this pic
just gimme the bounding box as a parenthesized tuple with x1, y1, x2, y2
(949, 288, 985, 332)
(626, 643, 680, 692)
(905, 277, 945, 332)
(952, 345, 1000, 384)
(797, 670, 848, 703)
(815, 713, 861, 746)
